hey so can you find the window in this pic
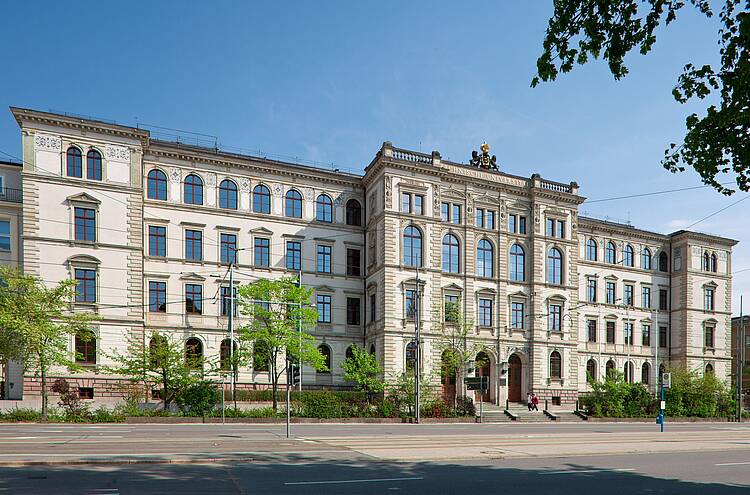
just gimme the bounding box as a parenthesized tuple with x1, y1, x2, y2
(605, 241, 616, 264)
(704, 288, 715, 311)
(478, 298, 493, 326)
(405, 289, 417, 319)
(642, 248, 652, 270)
(219, 339, 236, 372)
(317, 294, 332, 323)
(286, 241, 301, 271)
(79, 387, 94, 399)
(642, 324, 651, 346)
(185, 230, 202, 261)
(509, 214, 516, 233)
(659, 289, 668, 310)
(546, 218, 553, 237)
(318, 345, 332, 373)
(75, 268, 96, 303)
(149, 281, 166, 312)
(183, 174, 203, 205)
(315, 194, 332, 222)
(220, 233, 237, 264)
(546, 248, 562, 284)
(642, 286, 651, 308)
(486, 210, 495, 229)
(441, 202, 449, 221)
(220, 286, 237, 317)
(405, 341, 417, 370)
(370, 293, 376, 322)
(346, 297, 361, 325)
(550, 351, 561, 379)
(346, 199, 362, 225)
(586, 359, 597, 382)
(149, 226, 166, 257)
(624, 362, 634, 383)
(147, 169, 168, 200)
(444, 295, 459, 323)
(346, 249, 361, 276)
(66, 147, 82, 177)
(587, 320, 597, 342)
(624, 322, 634, 345)
(606, 321, 615, 344)
(403, 226, 422, 267)
(249, 184, 271, 214)
(606, 360, 616, 378)
(86, 150, 102, 180)
(586, 239, 598, 261)
(705, 325, 715, 348)
(75, 330, 96, 364)
(285, 189, 303, 218)
(345, 346, 355, 361)
(185, 284, 203, 314)
(549, 304, 562, 331)
(705, 363, 714, 375)
(624, 284, 634, 306)
(624, 245, 634, 267)
(401, 192, 412, 213)
(219, 179, 238, 209)
(0, 220, 10, 251)
(587, 278, 597, 302)
(511, 302, 524, 329)
(442, 234, 460, 273)
(185, 338, 203, 370)
(509, 244, 525, 282)
(659, 326, 667, 347)
(476, 239, 494, 277)
(475, 208, 484, 228)
(710, 253, 717, 272)
(605, 281, 616, 304)
(546, 219, 565, 238)
(317, 244, 332, 273)
(519, 216, 526, 234)
(74, 207, 96, 242)
(659, 252, 668, 272)
(642, 362, 650, 384)
(452, 204, 461, 224)
(254, 238, 270, 268)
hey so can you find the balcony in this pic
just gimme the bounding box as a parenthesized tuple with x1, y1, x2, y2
(0, 188, 22, 204)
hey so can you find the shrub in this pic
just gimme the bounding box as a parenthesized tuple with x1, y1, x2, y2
(51, 379, 89, 420)
(175, 381, 221, 416)
(0, 408, 41, 422)
(421, 398, 453, 418)
(454, 395, 476, 417)
(376, 399, 397, 418)
(294, 390, 344, 418)
(211, 406, 279, 418)
(90, 406, 125, 423)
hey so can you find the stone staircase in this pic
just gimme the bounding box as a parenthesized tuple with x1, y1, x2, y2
(505, 403, 552, 422)
(476, 402, 512, 423)
(545, 410, 588, 422)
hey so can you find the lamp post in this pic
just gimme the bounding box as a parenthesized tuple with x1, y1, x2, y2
(227, 246, 249, 408)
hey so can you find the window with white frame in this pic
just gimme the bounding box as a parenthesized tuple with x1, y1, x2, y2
(549, 304, 562, 331)
(511, 301, 524, 329)
(478, 298, 493, 326)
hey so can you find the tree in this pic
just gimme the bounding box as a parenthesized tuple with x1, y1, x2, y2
(434, 300, 482, 407)
(0, 267, 95, 421)
(533, 1, 750, 194)
(237, 277, 327, 412)
(341, 345, 385, 403)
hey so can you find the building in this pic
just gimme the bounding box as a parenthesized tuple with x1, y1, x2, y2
(731, 315, 749, 407)
(4, 107, 738, 407)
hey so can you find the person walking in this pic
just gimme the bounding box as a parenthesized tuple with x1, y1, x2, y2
(526, 392, 532, 411)
(531, 393, 539, 412)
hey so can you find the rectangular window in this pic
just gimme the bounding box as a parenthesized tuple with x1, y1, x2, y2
(475, 208, 484, 228)
(317, 294, 332, 323)
(185, 230, 202, 261)
(405, 289, 416, 319)
(401, 192, 411, 213)
(606, 281, 616, 304)
(606, 321, 615, 344)
(478, 298, 492, 327)
(74, 207, 96, 242)
(624, 284, 634, 306)
(221, 286, 237, 317)
(519, 216, 526, 234)
(346, 297, 361, 325)
(149, 281, 166, 312)
(286, 241, 301, 271)
(441, 202, 449, 221)
(587, 320, 597, 342)
(587, 278, 597, 303)
(659, 326, 668, 347)
(370, 293, 376, 322)
(486, 210, 495, 230)
(0, 220, 10, 251)
(509, 214, 517, 233)
(220, 233, 237, 264)
(254, 238, 270, 267)
(185, 284, 203, 314)
(546, 218, 554, 237)
(659, 289, 668, 311)
(511, 302, 524, 329)
(624, 322, 634, 345)
(74, 268, 96, 303)
(704, 288, 715, 311)
(317, 244, 332, 273)
(642, 324, 651, 346)
(346, 248, 361, 276)
(148, 225, 166, 257)
(414, 195, 424, 215)
(549, 304, 562, 331)
(642, 286, 651, 309)
(705, 326, 715, 348)
(556, 220, 565, 239)
(452, 204, 461, 224)
(444, 294, 459, 323)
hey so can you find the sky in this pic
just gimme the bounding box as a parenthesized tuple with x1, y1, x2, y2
(0, 1, 747, 314)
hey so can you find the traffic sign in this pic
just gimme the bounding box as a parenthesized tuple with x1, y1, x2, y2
(464, 376, 488, 391)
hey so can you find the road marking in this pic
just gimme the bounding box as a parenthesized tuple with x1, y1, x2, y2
(541, 468, 635, 475)
(715, 461, 750, 466)
(0, 449, 346, 458)
(284, 477, 424, 485)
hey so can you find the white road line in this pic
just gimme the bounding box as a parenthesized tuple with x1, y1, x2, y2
(284, 477, 424, 485)
(0, 449, 346, 457)
(541, 468, 635, 475)
(715, 461, 750, 466)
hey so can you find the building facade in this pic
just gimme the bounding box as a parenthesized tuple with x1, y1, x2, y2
(4, 107, 738, 406)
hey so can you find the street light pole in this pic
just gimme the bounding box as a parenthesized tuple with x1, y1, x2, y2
(414, 252, 421, 424)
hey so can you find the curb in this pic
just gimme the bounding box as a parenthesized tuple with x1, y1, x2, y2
(0, 456, 256, 467)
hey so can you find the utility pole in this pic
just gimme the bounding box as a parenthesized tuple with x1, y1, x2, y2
(298, 269, 303, 392)
(738, 296, 744, 421)
(228, 258, 235, 408)
(414, 265, 421, 424)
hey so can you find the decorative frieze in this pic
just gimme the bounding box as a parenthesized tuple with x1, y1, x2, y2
(105, 145, 130, 162)
(34, 134, 61, 152)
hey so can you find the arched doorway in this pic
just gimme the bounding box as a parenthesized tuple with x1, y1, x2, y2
(508, 354, 522, 403)
(475, 351, 491, 403)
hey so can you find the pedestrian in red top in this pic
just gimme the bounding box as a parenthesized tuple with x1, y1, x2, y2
(531, 393, 539, 411)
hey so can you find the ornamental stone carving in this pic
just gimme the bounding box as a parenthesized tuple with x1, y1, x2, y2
(334, 194, 344, 206)
(34, 134, 62, 152)
(384, 176, 392, 209)
(105, 145, 130, 162)
(533, 204, 541, 233)
(273, 183, 283, 197)
(170, 167, 181, 183)
(240, 178, 251, 192)
(433, 188, 440, 217)
(205, 173, 216, 187)
(304, 188, 314, 201)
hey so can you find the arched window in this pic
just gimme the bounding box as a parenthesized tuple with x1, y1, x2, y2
(546, 247, 563, 284)
(86, 150, 102, 180)
(642, 248, 652, 270)
(316, 194, 333, 222)
(219, 179, 238, 210)
(624, 361, 634, 383)
(586, 359, 596, 383)
(318, 344, 331, 373)
(659, 252, 668, 272)
(147, 169, 168, 200)
(405, 341, 417, 370)
(549, 351, 561, 379)
(641, 362, 650, 384)
(253, 184, 271, 214)
(219, 339, 237, 372)
(345, 199, 362, 226)
(442, 234, 460, 273)
(606, 360, 616, 378)
(253, 340, 269, 372)
(75, 330, 96, 364)
(605, 241, 616, 264)
(510, 244, 525, 282)
(705, 363, 714, 375)
(624, 245, 634, 267)
(403, 226, 423, 267)
(476, 239, 494, 278)
(285, 189, 302, 218)
(149, 334, 167, 368)
(66, 146, 82, 178)
(369, 344, 376, 355)
(710, 253, 717, 272)
(703, 251, 710, 271)
(184, 174, 203, 205)
(185, 338, 203, 370)
(586, 239, 597, 261)
(345, 345, 355, 361)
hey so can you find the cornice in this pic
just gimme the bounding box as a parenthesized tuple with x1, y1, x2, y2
(11, 107, 149, 143)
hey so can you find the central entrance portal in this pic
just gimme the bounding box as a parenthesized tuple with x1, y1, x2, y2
(508, 354, 522, 403)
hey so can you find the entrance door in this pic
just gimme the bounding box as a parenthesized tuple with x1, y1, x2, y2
(475, 351, 491, 403)
(508, 354, 522, 403)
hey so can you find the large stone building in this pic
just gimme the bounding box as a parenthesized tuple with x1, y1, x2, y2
(1, 107, 738, 406)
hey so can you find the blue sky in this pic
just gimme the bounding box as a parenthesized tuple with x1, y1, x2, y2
(0, 1, 747, 313)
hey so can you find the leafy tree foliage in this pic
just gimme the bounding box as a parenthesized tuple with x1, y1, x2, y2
(434, 301, 482, 406)
(534, 1, 750, 194)
(341, 344, 385, 403)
